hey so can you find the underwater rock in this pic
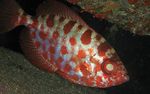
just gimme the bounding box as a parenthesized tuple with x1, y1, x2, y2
(0, 47, 106, 94)
(66, 0, 150, 36)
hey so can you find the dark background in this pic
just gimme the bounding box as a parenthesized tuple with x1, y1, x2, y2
(0, 0, 150, 94)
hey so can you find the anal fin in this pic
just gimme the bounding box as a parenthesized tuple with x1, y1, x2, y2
(20, 28, 58, 73)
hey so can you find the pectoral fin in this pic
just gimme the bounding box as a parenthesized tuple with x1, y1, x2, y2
(20, 28, 58, 73)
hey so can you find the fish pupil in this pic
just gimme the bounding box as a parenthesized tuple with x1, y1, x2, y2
(106, 63, 114, 71)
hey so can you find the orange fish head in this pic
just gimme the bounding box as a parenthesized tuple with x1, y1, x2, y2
(95, 40, 129, 88)
(97, 58, 129, 88)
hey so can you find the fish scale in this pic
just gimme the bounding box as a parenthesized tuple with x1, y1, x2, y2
(0, 0, 129, 88)
(29, 14, 116, 86)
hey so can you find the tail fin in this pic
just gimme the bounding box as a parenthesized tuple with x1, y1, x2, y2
(0, 0, 23, 33)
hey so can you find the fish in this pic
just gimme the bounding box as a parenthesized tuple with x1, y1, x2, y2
(0, 0, 129, 88)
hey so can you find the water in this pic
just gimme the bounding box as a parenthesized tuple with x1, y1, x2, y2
(0, 0, 150, 94)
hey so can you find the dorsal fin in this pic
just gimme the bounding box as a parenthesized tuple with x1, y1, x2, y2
(36, 0, 87, 26)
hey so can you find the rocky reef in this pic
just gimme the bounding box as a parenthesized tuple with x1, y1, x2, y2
(66, 0, 150, 35)
(0, 47, 106, 94)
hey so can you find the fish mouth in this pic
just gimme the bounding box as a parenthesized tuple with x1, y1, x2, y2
(97, 74, 129, 88)
(114, 72, 130, 87)
(107, 73, 129, 88)
(115, 61, 130, 85)
(120, 74, 129, 84)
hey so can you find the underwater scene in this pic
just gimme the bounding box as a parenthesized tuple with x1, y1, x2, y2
(0, 0, 150, 94)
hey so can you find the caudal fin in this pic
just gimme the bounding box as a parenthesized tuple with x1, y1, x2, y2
(0, 0, 23, 33)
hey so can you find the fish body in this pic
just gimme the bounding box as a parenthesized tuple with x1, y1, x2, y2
(0, 0, 129, 88)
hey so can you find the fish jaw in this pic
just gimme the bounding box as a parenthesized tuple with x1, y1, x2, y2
(56, 58, 129, 88)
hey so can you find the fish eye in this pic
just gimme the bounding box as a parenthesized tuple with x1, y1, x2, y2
(101, 60, 117, 74)
(106, 63, 114, 71)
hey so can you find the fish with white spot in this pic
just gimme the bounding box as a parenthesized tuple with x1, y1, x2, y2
(0, 0, 129, 88)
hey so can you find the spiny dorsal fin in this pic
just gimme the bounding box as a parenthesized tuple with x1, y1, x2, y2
(36, 0, 87, 26)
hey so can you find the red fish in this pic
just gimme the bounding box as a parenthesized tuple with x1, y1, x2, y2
(0, 0, 129, 88)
